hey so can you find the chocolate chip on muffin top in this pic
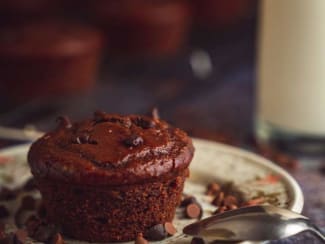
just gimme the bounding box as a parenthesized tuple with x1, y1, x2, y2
(28, 111, 194, 186)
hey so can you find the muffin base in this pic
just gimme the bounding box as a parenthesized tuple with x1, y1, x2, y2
(36, 170, 188, 242)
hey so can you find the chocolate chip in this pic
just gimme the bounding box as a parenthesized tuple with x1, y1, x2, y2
(73, 136, 85, 144)
(94, 110, 107, 122)
(95, 112, 129, 127)
(73, 134, 97, 145)
(212, 192, 224, 207)
(73, 137, 82, 144)
(185, 203, 202, 219)
(134, 117, 155, 129)
(88, 138, 98, 145)
(152, 107, 160, 120)
(81, 134, 90, 143)
(0, 187, 17, 201)
(164, 222, 177, 236)
(13, 229, 27, 244)
(145, 224, 167, 241)
(135, 233, 148, 244)
(206, 183, 221, 196)
(121, 118, 132, 128)
(21, 195, 36, 210)
(180, 196, 197, 207)
(51, 233, 64, 244)
(223, 195, 238, 207)
(123, 135, 144, 147)
(191, 237, 205, 244)
(23, 178, 37, 192)
(56, 116, 72, 129)
(0, 205, 9, 219)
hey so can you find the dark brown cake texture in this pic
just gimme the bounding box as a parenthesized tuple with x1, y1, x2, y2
(28, 112, 194, 242)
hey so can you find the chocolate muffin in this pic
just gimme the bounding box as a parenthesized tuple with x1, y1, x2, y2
(83, 0, 191, 58)
(0, 21, 103, 106)
(28, 112, 194, 242)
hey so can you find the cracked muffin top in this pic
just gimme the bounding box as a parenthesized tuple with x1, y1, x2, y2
(28, 111, 194, 186)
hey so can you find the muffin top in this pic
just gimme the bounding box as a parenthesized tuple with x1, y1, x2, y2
(88, 0, 191, 25)
(0, 21, 103, 57)
(28, 112, 194, 186)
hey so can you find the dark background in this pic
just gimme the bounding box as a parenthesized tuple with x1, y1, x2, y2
(0, 1, 324, 243)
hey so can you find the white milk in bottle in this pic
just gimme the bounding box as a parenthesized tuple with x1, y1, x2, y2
(256, 0, 325, 153)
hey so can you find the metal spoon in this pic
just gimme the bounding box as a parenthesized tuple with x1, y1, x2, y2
(183, 205, 325, 242)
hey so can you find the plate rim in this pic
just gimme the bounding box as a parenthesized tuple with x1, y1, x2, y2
(192, 138, 304, 213)
(0, 138, 304, 214)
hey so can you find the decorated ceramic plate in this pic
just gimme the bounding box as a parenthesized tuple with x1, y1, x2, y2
(0, 138, 304, 243)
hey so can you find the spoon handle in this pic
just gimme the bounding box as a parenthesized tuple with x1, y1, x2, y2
(309, 224, 325, 241)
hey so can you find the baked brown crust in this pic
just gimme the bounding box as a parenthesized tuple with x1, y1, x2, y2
(28, 112, 194, 186)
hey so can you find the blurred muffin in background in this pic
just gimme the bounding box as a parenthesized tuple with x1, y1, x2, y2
(0, 21, 103, 106)
(83, 0, 191, 58)
(0, 0, 62, 24)
(192, 0, 256, 30)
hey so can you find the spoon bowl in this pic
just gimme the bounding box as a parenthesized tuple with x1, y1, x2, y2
(183, 205, 325, 242)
